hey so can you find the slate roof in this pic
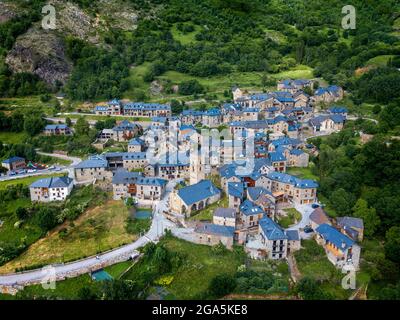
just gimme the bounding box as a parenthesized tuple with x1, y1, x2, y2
(123, 102, 170, 111)
(316, 223, 354, 250)
(2, 156, 25, 164)
(214, 208, 236, 219)
(290, 149, 305, 156)
(113, 120, 139, 132)
(30, 176, 73, 188)
(247, 187, 272, 202)
(227, 182, 245, 198)
(266, 171, 318, 189)
(178, 180, 220, 206)
(240, 200, 264, 216)
(128, 138, 145, 146)
(310, 207, 330, 225)
(337, 216, 364, 230)
(112, 169, 143, 184)
(194, 222, 235, 238)
(75, 156, 108, 169)
(286, 230, 300, 241)
(259, 217, 288, 240)
(44, 124, 69, 130)
(329, 106, 348, 114)
(136, 177, 168, 187)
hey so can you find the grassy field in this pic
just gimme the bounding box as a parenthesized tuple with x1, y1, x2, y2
(0, 96, 56, 115)
(189, 196, 229, 221)
(123, 63, 314, 104)
(277, 208, 302, 228)
(0, 173, 65, 191)
(0, 198, 42, 247)
(0, 200, 137, 273)
(365, 55, 395, 68)
(1, 260, 135, 300)
(0, 131, 28, 144)
(294, 240, 352, 299)
(287, 164, 318, 181)
(123, 236, 244, 299)
(171, 23, 201, 45)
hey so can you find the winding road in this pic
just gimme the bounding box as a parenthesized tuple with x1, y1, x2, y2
(0, 180, 178, 288)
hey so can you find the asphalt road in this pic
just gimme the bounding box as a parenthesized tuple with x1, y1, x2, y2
(0, 180, 178, 287)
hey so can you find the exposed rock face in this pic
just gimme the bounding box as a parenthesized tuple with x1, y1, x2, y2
(0, 2, 18, 24)
(3, 0, 141, 86)
(5, 27, 72, 85)
(54, 0, 101, 44)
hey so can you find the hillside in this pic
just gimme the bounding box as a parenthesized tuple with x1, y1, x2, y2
(0, 0, 399, 104)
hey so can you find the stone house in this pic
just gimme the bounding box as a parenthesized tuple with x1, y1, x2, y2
(30, 176, 74, 202)
(1, 156, 26, 171)
(255, 172, 318, 205)
(74, 156, 112, 182)
(169, 180, 221, 217)
(112, 120, 141, 142)
(239, 200, 265, 229)
(213, 208, 236, 227)
(308, 115, 345, 134)
(336, 216, 364, 242)
(315, 223, 361, 270)
(193, 223, 235, 249)
(309, 207, 331, 230)
(43, 124, 72, 136)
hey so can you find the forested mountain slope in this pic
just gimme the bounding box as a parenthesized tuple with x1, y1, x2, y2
(0, 0, 399, 102)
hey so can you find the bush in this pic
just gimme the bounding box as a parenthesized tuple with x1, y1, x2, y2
(208, 274, 236, 298)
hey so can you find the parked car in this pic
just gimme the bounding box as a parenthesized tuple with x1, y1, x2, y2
(27, 169, 37, 173)
(304, 226, 314, 233)
(311, 203, 320, 209)
(9, 171, 16, 176)
(54, 167, 61, 172)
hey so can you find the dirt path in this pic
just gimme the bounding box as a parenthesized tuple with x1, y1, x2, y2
(287, 254, 301, 283)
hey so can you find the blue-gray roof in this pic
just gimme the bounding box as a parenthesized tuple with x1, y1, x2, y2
(75, 156, 108, 169)
(30, 176, 73, 188)
(194, 222, 235, 238)
(266, 171, 318, 189)
(240, 200, 264, 216)
(45, 124, 69, 130)
(316, 224, 354, 250)
(259, 217, 288, 240)
(228, 182, 245, 198)
(214, 208, 236, 219)
(128, 138, 145, 146)
(136, 177, 167, 187)
(178, 180, 220, 206)
(112, 169, 143, 184)
(247, 187, 272, 202)
(2, 156, 25, 164)
(286, 230, 299, 241)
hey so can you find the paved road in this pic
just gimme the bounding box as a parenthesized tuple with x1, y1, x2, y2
(45, 116, 152, 129)
(0, 152, 81, 182)
(286, 203, 314, 232)
(0, 180, 178, 287)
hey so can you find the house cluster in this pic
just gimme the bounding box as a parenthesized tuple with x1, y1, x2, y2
(94, 99, 171, 118)
(1, 156, 26, 172)
(20, 77, 356, 269)
(167, 153, 318, 258)
(43, 124, 73, 136)
(309, 207, 362, 269)
(98, 120, 142, 142)
(29, 176, 74, 202)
